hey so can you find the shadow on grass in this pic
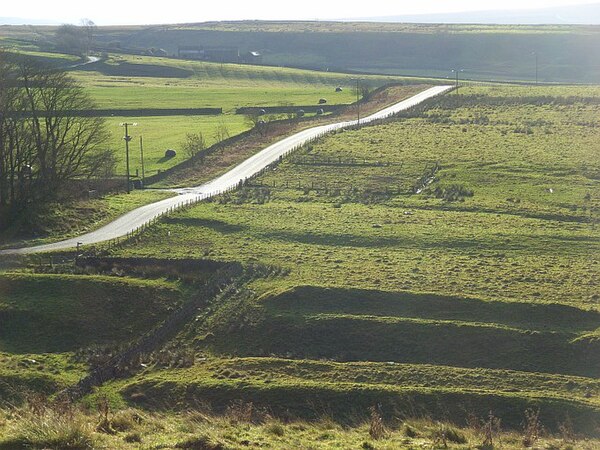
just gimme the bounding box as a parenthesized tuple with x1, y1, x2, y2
(263, 286, 600, 333)
(162, 217, 246, 233)
(157, 154, 177, 164)
(257, 229, 500, 250)
(77, 61, 193, 78)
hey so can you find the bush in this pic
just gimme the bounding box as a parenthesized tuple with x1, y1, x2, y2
(265, 421, 285, 436)
(110, 408, 144, 432)
(431, 423, 468, 446)
(432, 184, 474, 202)
(123, 432, 142, 443)
(3, 401, 95, 449)
(368, 406, 385, 440)
(403, 424, 419, 438)
(175, 435, 226, 450)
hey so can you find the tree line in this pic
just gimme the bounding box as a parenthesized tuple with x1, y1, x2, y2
(0, 52, 114, 229)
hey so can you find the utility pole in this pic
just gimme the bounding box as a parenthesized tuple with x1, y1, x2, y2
(451, 69, 463, 93)
(352, 78, 361, 126)
(139, 135, 145, 187)
(120, 122, 137, 193)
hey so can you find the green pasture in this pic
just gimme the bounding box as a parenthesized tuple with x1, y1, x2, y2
(3, 75, 599, 439)
(113, 84, 599, 307)
(0, 273, 183, 353)
(106, 115, 251, 175)
(115, 199, 599, 307)
(71, 54, 402, 110)
(71, 54, 414, 175)
(113, 356, 599, 429)
(93, 83, 600, 429)
(109, 83, 599, 378)
(0, 190, 175, 249)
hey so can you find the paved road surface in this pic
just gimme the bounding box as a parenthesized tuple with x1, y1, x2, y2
(68, 56, 100, 69)
(1, 85, 452, 255)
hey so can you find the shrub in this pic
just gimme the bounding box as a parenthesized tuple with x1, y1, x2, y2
(522, 408, 544, 447)
(431, 423, 468, 446)
(4, 401, 95, 449)
(432, 184, 474, 202)
(403, 424, 419, 438)
(110, 408, 144, 432)
(265, 421, 285, 437)
(175, 435, 226, 450)
(225, 400, 254, 424)
(368, 406, 385, 440)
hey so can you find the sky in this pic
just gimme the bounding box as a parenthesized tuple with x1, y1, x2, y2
(2, 0, 598, 25)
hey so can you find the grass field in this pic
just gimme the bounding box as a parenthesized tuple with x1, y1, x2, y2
(106, 115, 251, 175)
(72, 54, 380, 110)
(92, 84, 600, 433)
(0, 272, 183, 353)
(1, 75, 599, 442)
(1, 22, 599, 445)
(0, 272, 184, 412)
(0, 190, 175, 248)
(69, 54, 421, 175)
(116, 85, 600, 307)
(0, 49, 420, 175)
(1, 403, 597, 449)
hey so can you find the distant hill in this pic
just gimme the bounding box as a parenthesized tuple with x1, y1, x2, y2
(363, 3, 600, 25)
(84, 21, 600, 83)
(2, 20, 599, 83)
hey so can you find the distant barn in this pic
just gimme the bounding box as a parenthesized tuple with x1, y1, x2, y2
(178, 46, 204, 60)
(178, 45, 240, 63)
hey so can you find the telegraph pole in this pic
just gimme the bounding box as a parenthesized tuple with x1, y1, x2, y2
(120, 122, 137, 193)
(451, 69, 464, 93)
(139, 136, 145, 187)
(352, 78, 361, 126)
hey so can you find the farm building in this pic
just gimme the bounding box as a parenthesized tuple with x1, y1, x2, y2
(178, 45, 204, 59)
(178, 45, 240, 63)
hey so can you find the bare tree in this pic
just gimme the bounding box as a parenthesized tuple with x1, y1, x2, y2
(0, 52, 34, 209)
(213, 122, 230, 146)
(54, 24, 87, 56)
(80, 19, 97, 56)
(244, 113, 269, 136)
(181, 132, 206, 159)
(0, 52, 113, 227)
(18, 57, 110, 196)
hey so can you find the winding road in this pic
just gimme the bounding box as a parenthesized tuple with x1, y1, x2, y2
(1, 85, 452, 255)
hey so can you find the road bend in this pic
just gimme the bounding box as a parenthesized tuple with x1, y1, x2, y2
(1, 85, 452, 255)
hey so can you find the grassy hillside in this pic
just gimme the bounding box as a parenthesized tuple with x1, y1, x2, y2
(93, 84, 600, 433)
(0, 190, 175, 249)
(0, 273, 183, 353)
(82, 22, 600, 83)
(72, 54, 396, 110)
(0, 78, 598, 443)
(116, 85, 600, 306)
(0, 271, 186, 412)
(3, 21, 599, 82)
(70, 54, 421, 176)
